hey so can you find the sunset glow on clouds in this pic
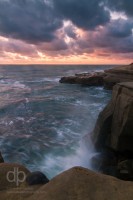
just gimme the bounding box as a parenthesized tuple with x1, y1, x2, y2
(0, 0, 133, 64)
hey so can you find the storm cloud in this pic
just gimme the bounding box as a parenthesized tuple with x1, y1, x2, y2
(82, 19, 133, 53)
(106, 0, 133, 16)
(107, 19, 133, 38)
(53, 0, 110, 30)
(0, 0, 111, 44)
(0, 0, 133, 63)
(0, 0, 62, 43)
(0, 0, 132, 43)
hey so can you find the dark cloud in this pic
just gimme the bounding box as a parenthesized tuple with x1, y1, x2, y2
(107, 19, 133, 38)
(53, 0, 110, 30)
(86, 19, 133, 53)
(106, 0, 133, 16)
(67, 17, 133, 56)
(0, 0, 111, 45)
(0, 0, 62, 43)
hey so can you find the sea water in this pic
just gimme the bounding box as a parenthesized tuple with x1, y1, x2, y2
(0, 65, 113, 179)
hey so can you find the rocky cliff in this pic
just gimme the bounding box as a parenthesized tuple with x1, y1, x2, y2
(60, 63, 133, 89)
(104, 64, 133, 89)
(92, 82, 133, 152)
(91, 82, 133, 180)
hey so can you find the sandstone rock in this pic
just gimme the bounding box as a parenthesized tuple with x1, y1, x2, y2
(91, 82, 133, 179)
(27, 167, 133, 200)
(110, 83, 133, 153)
(0, 163, 30, 190)
(59, 72, 105, 86)
(0, 185, 41, 200)
(26, 171, 49, 185)
(59, 63, 133, 90)
(1, 166, 133, 200)
(92, 82, 133, 154)
(104, 63, 133, 89)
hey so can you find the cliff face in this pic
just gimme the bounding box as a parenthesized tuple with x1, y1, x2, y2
(92, 82, 133, 180)
(92, 82, 133, 153)
(104, 64, 133, 89)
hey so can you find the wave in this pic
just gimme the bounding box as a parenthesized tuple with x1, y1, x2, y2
(26, 77, 60, 83)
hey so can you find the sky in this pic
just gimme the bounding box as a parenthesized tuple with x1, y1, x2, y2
(0, 0, 133, 65)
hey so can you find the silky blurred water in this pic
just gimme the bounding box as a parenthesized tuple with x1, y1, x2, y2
(0, 65, 113, 178)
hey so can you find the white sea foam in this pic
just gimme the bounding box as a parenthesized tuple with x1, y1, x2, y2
(40, 138, 95, 179)
(9, 121, 14, 126)
(13, 81, 26, 88)
(16, 117, 25, 121)
(26, 77, 60, 83)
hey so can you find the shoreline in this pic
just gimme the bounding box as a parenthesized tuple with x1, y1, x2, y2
(60, 63, 133, 89)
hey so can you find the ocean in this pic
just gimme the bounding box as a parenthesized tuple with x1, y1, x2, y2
(0, 65, 113, 179)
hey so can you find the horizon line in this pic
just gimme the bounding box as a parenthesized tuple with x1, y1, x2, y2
(0, 63, 124, 66)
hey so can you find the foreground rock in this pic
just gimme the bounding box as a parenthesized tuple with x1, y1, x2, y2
(0, 163, 30, 190)
(27, 167, 133, 200)
(60, 63, 133, 89)
(26, 171, 49, 185)
(91, 82, 133, 180)
(0, 162, 47, 200)
(1, 163, 133, 199)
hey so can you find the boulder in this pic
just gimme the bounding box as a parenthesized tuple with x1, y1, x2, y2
(26, 171, 49, 185)
(27, 167, 133, 200)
